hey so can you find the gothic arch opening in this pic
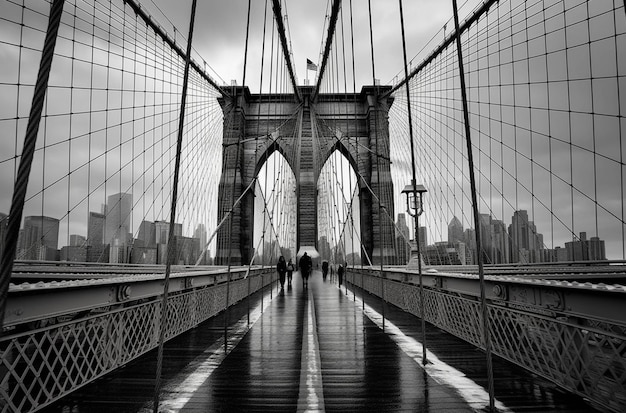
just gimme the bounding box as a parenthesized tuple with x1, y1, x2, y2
(253, 151, 297, 265)
(317, 149, 361, 265)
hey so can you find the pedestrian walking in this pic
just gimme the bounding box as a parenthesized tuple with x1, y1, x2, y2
(322, 260, 329, 281)
(299, 252, 312, 288)
(286, 258, 294, 286)
(277, 255, 287, 289)
(337, 263, 344, 286)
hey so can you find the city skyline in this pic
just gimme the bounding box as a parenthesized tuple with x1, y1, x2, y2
(1, 192, 211, 265)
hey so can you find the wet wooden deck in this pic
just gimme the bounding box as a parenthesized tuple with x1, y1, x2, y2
(44, 271, 598, 412)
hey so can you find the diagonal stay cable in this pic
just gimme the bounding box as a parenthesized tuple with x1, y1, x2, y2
(153, 0, 198, 410)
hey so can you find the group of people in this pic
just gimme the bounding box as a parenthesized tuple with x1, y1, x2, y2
(276, 252, 344, 289)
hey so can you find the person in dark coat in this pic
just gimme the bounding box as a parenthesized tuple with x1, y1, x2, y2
(299, 252, 312, 288)
(277, 255, 287, 289)
(337, 263, 344, 286)
(322, 260, 329, 281)
(286, 258, 295, 286)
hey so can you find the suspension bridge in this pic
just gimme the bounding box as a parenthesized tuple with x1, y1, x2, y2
(0, 0, 625, 411)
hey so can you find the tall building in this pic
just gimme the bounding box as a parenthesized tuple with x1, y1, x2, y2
(396, 213, 410, 264)
(448, 216, 464, 244)
(69, 234, 86, 247)
(464, 228, 477, 264)
(589, 236, 607, 260)
(155, 221, 182, 245)
(193, 224, 208, 251)
(61, 246, 87, 262)
(154, 220, 183, 264)
(22, 216, 60, 260)
(479, 214, 494, 263)
(87, 211, 107, 262)
(491, 219, 509, 264)
(418, 226, 427, 250)
(155, 221, 169, 245)
(104, 193, 132, 246)
(423, 242, 464, 265)
(565, 232, 607, 261)
(137, 220, 156, 247)
(174, 236, 200, 265)
(509, 210, 542, 263)
(317, 236, 332, 261)
(193, 223, 209, 264)
(88, 211, 105, 246)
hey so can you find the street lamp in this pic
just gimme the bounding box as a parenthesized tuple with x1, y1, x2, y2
(401, 180, 428, 364)
(401, 180, 426, 269)
(402, 181, 427, 221)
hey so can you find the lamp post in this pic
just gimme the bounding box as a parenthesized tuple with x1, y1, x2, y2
(402, 180, 428, 364)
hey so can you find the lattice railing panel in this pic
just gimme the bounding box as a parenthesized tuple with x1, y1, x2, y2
(0, 273, 275, 412)
(348, 270, 626, 412)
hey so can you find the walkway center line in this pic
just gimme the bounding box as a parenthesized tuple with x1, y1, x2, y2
(341, 284, 511, 413)
(296, 287, 325, 413)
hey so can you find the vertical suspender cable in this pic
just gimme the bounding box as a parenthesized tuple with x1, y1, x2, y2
(366, 0, 386, 329)
(398, 0, 428, 366)
(225, 0, 253, 349)
(0, 0, 66, 334)
(348, 0, 365, 309)
(152, 0, 198, 410)
(242, 0, 252, 88)
(451, 0, 495, 410)
(250, 0, 269, 324)
(339, 5, 355, 277)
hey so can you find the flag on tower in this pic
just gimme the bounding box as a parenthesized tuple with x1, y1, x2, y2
(306, 58, 318, 71)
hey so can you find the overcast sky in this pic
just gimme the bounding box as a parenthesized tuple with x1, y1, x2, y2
(138, 0, 482, 91)
(1, 0, 624, 260)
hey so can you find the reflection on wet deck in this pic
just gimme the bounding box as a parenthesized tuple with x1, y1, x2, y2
(44, 271, 597, 412)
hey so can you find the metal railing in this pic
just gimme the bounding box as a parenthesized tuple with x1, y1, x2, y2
(346, 267, 626, 413)
(0, 267, 276, 412)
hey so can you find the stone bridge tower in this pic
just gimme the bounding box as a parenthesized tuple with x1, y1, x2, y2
(215, 85, 395, 266)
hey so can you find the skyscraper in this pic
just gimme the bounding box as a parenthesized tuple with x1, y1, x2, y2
(154, 220, 183, 264)
(491, 219, 509, 264)
(193, 224, 208, 251)
(448, 216, 464, 244)
(565, 232, 607, 261)
(138, 220, 156, 247)
(396, 213, 410, 264)
(479, 213, 494, 263)
(464, 228, 476, 264)
(104, 193, 132, 246)
(418, 226, 427, 250)
(88, 211, 105, 246)
(509, 210, 542, 263)
(22, 216, 60, 260)
(69, 234, 86, 247)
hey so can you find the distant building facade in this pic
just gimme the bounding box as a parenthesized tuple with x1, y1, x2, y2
(19, 216, 60, 260)
(565, 232, 607, 261)
(396, 213, 410, 265)
(105, 192, 132, 248)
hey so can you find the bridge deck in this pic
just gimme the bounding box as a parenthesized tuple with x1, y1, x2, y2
(43, 271, 596, 412)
